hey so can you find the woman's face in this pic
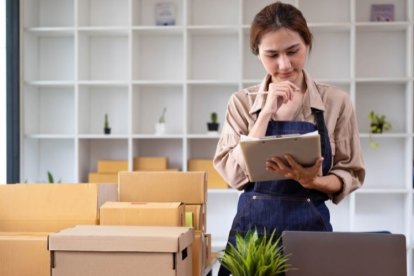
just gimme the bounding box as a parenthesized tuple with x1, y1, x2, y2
(257, 28, 309, 87)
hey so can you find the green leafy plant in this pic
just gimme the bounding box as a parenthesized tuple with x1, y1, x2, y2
(368, 111, 391, 134)
(47, 171, 60, 184)
(219, 229, 292, 276)
(368, 111, 391, 148)
(159, 107, 167, 123)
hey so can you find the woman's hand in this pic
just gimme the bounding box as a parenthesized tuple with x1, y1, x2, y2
(265, 154, 323, 189)
(261, 81, 299, 117)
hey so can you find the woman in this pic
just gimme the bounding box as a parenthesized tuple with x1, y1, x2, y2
(213, 2, 365, 274)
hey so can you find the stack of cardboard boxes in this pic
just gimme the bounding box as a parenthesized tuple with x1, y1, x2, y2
(0, 171, 213, 275)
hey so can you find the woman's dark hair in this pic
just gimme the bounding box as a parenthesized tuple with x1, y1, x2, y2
(250, 1, 312, 55)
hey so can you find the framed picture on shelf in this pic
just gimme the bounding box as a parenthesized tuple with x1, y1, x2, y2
(155, 2, 176, 26)
(370, 4, 395, 22)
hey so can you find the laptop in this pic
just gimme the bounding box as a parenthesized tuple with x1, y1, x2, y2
(282, 231, 407, 276)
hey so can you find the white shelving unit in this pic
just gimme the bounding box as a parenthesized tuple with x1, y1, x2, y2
(21, 0, 413, 274)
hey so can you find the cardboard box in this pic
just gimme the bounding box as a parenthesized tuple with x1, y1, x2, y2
(188, 159, 228, 189)
(0, 232, 49, 276)
(0, 184, 98, 232)
(49, 225, 194, 276)
(119, 171, 207, 204)
(97, 160, 128, 173)
(205, 233, 212, 262)
(88, 173, 118, 184)
(185, 204, 206, 231)
(100, 202, 185, 227)
(133, 156, 168, 171)
(192, 230, 206, 276)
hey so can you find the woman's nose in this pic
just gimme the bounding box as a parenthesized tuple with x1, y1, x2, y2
(278, 54, 291, 70)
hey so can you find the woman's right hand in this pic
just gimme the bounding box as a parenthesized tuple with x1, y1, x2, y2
(262, 81, 299, 117)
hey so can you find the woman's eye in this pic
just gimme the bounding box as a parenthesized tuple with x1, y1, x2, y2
(287, 50, 298, 56)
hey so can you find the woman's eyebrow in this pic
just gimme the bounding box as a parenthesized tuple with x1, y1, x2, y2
(263, 44, 300, 53)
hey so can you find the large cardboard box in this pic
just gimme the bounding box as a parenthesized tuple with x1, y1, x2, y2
(119, 171, 207, 204)
(0, 184, 99, 232)
(0, 232, 49, 276)
(100, 202, 185, 226)
(188, 159, 228, 189)
(49, 225, 194, 276)
(97, 160, 128, 173)
(88, 173, 118, 184)
(192, 230, 206, 276)
(133, 156, 168, 171)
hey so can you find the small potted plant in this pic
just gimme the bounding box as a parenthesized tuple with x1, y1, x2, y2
(155, 107, 167, 135)
(219, 229, 292, 276)
(207, 112, 220, 134)
(368, 110, 391, 148)
(104, 113, 111, 135)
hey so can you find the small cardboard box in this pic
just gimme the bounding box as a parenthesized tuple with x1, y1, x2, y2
(100, 202, 185, 227)
(119, 171, 207, 204)
(192, 230, 206, 276)
(0, 184, 98, 232)
(133, 156, 169, 171)
(97, 160, 128, 173)
(0, 232, 49, 276)
(184, 204, 206, 231)
(49, 225, 194, 276)
(188, 159, 228, 189)
(88, 173, 118, 184)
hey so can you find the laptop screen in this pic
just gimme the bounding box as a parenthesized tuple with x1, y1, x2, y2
(282, 231, 406, 276)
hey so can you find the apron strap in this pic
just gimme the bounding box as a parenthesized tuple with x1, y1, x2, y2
(311, 108, 326, 157)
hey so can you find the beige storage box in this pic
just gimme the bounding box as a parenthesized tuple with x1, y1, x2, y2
(133, 156, 168, 171)
(100, 201, 185, 227)
(188, 159, 228, 189)
(118, 171, 207, 204)
(49, 225, 194, 276)
(97, 160, 128, 173)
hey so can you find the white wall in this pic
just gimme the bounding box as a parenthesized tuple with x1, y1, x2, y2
(0, 2, 5, 183)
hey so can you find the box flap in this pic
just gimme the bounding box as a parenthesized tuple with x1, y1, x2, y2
(49, 225, 193, 253)
(0, 184, 98, 232)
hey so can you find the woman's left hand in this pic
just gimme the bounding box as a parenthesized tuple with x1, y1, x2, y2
(265, 154, 323, 189)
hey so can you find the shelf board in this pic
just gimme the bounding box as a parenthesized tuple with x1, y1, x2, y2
(132, 26, 183, 35)
(78, 134, 129, 139)
(187, 25, 240, 34)
(78, 80, 129, 86)
(355, 77, 410, 83)
(355, 188, 411, 194)
(25, 134, 75, 139)
(187, 134, 221, 139)
(24, 81, 75, 87)
(131, 134, 184, 139)
(25, 27, 74, 36)
(77, 27, 129, 35)
(208, 189, 241, 195)
(356, 21, 410, 31)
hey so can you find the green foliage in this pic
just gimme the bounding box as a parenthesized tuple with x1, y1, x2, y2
(47, 171, 55, 183)
(104, 113, 110, 128)
(159, 107, 167, 123)
(368, 111, 391, 134)
(219, 230, 292, 276)
(210, 112, 218, 123)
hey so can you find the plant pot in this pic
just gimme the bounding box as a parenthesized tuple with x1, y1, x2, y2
(104, 127, 111, 135)
(155, 122, 166, 135)
(207, 122, 219, 134)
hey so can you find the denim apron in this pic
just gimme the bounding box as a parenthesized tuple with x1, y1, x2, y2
(218, 108, 333, 276)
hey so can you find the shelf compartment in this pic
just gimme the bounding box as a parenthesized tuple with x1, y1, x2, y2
(132, 138, 183, 171)
(132, 0, 182, 26)
(187, 84, 235, 135)
(353, 193, 407, 235)
(356, 28, 407, 78)
(77, 0, 129, 27)
(355, 0, 408, 22)
(307, 28, 351, 79)
(132, 84, 184, 135)
(24, 32, 74, 81)
(132, 31, 184, 81)
(188, 139, 219, 160)
(78, 138, 128, 182)
(78, 85, 129, 135)
(356, 82, 407, 133)
(242, 29, 266, 80)
(187, 0, 239, 26)
(23, 0, 74, 28)
(23, 138, 75, 183)
(78, 32, 129, 81)
(188, 31, 239, 81)
(360, 137, 407, 189)
(326, 197, 351, 231)
(298, 0, 350, 23)
(23, 84, 75, 135)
